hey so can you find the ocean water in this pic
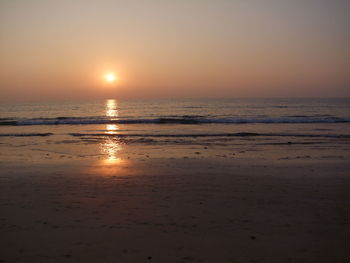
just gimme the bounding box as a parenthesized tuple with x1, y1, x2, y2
(1, 98, 350, 134)
(1, 98, 350, 164)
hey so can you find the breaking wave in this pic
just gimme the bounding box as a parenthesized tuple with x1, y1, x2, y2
(69, 132, 350, 139)
(0, 133, 53, 137)
(1, 132, 349, 139)
(1, 116, 350, 126)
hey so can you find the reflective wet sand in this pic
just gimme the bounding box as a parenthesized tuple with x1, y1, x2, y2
(1, 134, 350, 263)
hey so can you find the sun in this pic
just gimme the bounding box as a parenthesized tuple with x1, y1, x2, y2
(104, 73, 117, 83)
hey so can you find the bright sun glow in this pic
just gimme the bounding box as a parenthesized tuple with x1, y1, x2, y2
(104, 73, 117, 83)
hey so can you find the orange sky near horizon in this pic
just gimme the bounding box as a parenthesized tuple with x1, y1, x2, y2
(0, 0, 349, 102)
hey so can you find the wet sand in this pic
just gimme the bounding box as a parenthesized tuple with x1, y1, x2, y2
(1, 148, 350, 263)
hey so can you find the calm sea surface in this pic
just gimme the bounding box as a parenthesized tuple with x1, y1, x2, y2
(1, 98, 350, 137)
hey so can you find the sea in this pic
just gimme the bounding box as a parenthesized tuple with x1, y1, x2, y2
(1, 98, 350, 164)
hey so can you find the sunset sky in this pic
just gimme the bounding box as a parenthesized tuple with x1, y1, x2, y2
(0, 0, 349, 102)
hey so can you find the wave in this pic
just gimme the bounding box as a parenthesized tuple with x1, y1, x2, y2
(0, 133, 53, 137)
(0, 116, 350, 126)
(69, 132, 350, 139)
(1, 132, 349, 139)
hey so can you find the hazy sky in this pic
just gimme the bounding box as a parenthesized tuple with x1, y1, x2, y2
(0, 0, 349, 101)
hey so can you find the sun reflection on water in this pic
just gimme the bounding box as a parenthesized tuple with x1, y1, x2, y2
(106, 124, 119, 134)
(106, 99, 118, 119)
(100, 137, 122, 164)
(101, 99, 122, 164)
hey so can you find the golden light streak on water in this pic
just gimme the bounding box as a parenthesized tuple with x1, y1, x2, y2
(106, 124, 119, 134)
(105, 99, 118, 118)
(100, 137, 122, 164)
(101, 99, 122, 163)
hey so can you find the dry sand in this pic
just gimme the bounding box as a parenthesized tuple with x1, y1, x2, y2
(1, 141, 350, 263)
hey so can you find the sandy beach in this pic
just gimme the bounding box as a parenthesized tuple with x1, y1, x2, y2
(1, 139, 349, 263)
